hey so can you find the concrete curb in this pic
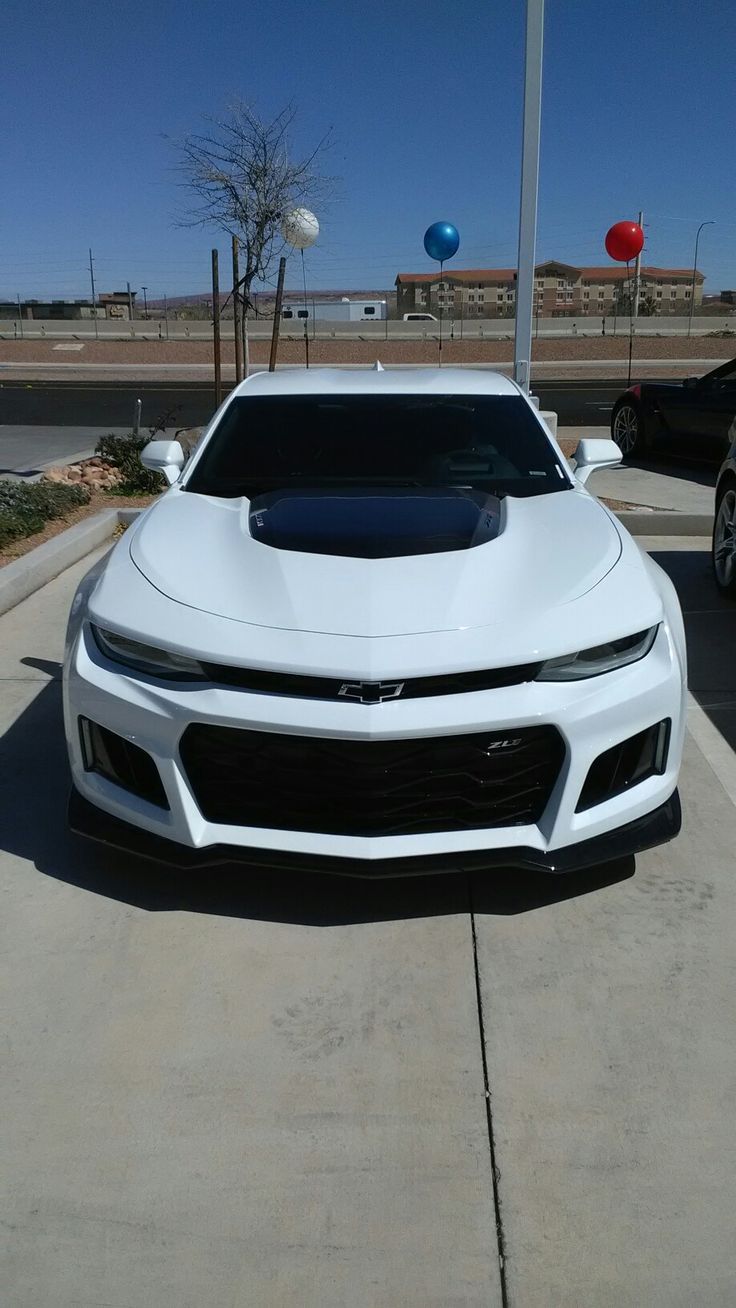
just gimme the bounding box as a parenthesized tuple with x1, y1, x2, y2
(0, 509, 121, 617)
(615, 511, 712, 536)
(2, 449, 98, 486)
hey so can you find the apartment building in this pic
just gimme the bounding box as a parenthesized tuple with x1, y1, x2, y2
(396, 261, 704, 318)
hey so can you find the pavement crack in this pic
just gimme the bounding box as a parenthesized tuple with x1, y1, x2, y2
(468, 876, 509, 1308)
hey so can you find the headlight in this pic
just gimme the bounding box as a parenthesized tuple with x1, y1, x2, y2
(536, 626, 658, 682)
(91, 625, 208, 681)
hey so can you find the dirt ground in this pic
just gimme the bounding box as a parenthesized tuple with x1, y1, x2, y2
(0, 493, 157, 568)
(0, 335, 734, 369)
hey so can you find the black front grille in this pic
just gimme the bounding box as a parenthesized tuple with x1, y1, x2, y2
(179, 724, 565, 837)
(198, 661, 542, 701)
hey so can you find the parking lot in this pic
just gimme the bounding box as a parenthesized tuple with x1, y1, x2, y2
(2, 537, 735, 1307)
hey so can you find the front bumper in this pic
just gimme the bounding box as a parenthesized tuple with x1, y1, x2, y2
(68, 785, 681, 876)
(64, 619, 686, 871)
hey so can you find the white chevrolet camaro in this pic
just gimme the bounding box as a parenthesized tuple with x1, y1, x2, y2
(64, 368, 686, 875)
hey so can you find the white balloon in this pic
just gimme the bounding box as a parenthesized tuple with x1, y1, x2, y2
(281, 207, 319, 250)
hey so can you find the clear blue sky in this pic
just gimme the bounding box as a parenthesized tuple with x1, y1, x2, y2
(2, 0, 733, 301)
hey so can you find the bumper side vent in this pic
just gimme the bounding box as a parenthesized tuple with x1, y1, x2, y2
(576, 719, 671, 813)
(79, 718, 169, 810)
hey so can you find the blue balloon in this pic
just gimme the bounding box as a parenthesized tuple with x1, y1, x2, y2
(424, 221, 460, 263)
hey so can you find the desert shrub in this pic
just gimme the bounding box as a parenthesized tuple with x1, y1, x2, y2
(95, 433, 165, 495)
(0, 480, 90, 550)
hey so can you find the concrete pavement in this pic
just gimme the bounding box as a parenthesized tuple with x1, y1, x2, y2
(0, 426, 130, 477)
(561, 428, 717, 513)
(1, 541, 735, 1305)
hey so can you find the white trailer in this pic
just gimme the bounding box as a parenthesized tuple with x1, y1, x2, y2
(282, 297, 387, 322)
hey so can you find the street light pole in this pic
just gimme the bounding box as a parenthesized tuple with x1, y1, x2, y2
(688, 221, 714, 337)
(141, 285, 148, 320)
(88, 248, 99, 340)
(513, 0, 545, 395)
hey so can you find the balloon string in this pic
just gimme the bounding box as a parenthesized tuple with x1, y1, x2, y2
(439, 259, 443, 367)
(301, 248, 309, 370)
(627, 259, 634, 388)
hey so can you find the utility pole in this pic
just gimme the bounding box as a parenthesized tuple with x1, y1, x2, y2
(688, 220, 715, 337)
(127, 281, 134, 320)
(88, 248, 99, 340)
(633, 210, 643, 318)
(141, 286, 149, 320)
(163, 293, 169, 340)
(211, 249, 222, 407)
(232, 235, 243, 383)
(513, 0, 544, 395)
(269, 256, 287, 372)
(16, 293, 24, 339)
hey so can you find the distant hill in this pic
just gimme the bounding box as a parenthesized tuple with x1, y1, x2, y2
(146, 288, 392, 309)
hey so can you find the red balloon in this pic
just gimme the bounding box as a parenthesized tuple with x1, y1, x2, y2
(605, 221, 644, 263)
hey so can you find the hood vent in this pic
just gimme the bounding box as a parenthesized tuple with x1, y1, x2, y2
(248, 486, 502, 559)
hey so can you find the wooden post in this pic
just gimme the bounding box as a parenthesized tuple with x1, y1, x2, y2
(211, 249, 222, 407)
(268, 256, 287, 372)
(232, 235, 243, 384)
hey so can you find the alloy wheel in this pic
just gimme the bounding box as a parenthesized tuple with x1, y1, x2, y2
(713, 489, 736, 590)
(612, 404, 639, 456)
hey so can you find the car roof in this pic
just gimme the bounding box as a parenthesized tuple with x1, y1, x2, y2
(232, 367, 521, 398)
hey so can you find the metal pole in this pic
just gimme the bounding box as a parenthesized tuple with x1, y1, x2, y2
(513, 0, 544, 394)
(127, 281, 134, 320)
(689, 221, 714, 337)
(17, 293, 24, 339)
(633, 210, 643, 318)
(211, 249, 222, 406)
(163, 293, 169, 340)
(141, 286, 148, 319)
(269, 256, 287, 372)
(133, 398, 141, 435)
(88, 248, 99, 340)
(232, 236, 243, 383)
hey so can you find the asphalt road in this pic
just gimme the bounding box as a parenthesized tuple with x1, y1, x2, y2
(0, 378, 625, 429)
(1, 538, 735, 1306)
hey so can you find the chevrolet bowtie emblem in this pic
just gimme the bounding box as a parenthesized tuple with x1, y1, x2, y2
(338, 680, 406, 705)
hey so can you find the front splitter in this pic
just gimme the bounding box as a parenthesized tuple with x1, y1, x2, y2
(68, 786, 681, 878)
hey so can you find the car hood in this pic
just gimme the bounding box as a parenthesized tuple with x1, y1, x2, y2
(129, 486, 622, 638)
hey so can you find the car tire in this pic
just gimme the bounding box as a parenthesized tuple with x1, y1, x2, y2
(611, 398, 646, 460)
(712, 484, 736, 598)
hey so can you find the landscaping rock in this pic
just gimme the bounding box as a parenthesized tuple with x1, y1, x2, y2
(42, 457, 124, 490)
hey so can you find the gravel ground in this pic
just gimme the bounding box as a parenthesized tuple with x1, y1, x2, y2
(0, 336, 734, 367)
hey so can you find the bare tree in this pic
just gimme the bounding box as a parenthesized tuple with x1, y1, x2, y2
(172, 101, 333, 317)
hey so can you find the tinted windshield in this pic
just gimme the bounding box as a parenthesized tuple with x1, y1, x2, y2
(185, 394, 570, 499)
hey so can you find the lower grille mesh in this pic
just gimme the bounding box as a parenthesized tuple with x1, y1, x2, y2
(179, 725, 565, 837)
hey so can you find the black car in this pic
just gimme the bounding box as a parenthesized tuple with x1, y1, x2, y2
(611, 356, 736, 463)
(713, 447, 736, 596)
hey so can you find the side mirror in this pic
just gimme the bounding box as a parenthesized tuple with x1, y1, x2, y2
(682, 376, 700, 389)
(572, 438, 622, 486)
(140, 439, 185, 486)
